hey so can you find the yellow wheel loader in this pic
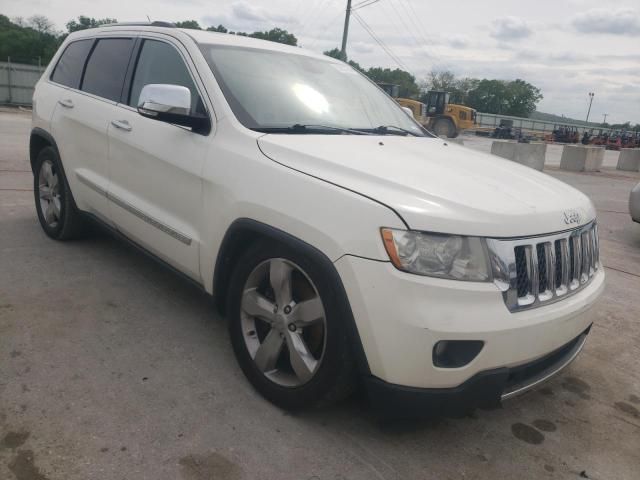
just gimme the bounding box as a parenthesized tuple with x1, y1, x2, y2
(377, 84, 476, 138)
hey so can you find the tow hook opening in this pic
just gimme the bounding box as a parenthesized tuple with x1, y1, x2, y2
(433, 340, 484, 368)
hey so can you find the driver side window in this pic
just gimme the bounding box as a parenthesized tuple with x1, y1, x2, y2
(128, 39, 205, 114)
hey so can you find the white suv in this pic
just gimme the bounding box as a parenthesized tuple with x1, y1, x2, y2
(31, 22, 604, 416)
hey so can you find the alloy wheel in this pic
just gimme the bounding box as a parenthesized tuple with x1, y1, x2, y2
(240, 258, 327, 387)
(38, 159, 62, 228)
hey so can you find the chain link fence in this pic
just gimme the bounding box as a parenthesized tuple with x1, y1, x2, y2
(0, 57, 47, 106)
(474, 112, 614, 136)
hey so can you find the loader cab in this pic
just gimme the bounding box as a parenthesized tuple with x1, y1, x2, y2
(377, 83, 400, 98)
(425, 91, 449, 116)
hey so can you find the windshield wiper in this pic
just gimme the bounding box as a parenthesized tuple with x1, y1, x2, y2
(253, 124, 372, 135)
(370, 125, 421, 136)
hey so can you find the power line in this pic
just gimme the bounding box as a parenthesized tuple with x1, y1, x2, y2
(352, 0, 382, 11)
(351, 10, 410, 71)
(378, 0, 425, 68)
(298, 0, 334, 33)
(391, 0, 445, 69)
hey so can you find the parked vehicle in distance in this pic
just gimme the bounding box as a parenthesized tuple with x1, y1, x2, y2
(545, 124, 580, 144)
(30, 22, 604, 417)
(631, 183, 640, 223)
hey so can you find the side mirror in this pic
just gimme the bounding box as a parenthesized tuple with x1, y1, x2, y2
(401, 106, 414, 118)
(137, 84, 209, 132)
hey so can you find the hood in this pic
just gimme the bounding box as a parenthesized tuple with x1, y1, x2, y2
(257, 135, 596, 238)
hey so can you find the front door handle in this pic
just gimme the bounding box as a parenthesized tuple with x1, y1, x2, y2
(58, 99, 74, 108)
(111, 120, 132, 132)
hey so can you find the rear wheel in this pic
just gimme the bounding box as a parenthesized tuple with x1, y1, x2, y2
(228, 242, 355, 410)
(33, 147, 85, 240)
(432, 117, 457, 138)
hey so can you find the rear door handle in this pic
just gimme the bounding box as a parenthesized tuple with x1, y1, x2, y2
(111, 120, 132, 132)
(58, 99, 74, 108)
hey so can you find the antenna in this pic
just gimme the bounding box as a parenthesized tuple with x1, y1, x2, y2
(146, 15, 151, 22)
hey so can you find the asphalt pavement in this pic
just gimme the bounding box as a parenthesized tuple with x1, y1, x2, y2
(1, 109, 639, 480)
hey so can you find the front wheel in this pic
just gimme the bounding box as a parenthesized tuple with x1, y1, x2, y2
(228, 242, 355, 410)
(432, 118, 457, 138)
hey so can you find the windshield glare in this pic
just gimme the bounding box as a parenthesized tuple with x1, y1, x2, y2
(199, 45, 426, 135)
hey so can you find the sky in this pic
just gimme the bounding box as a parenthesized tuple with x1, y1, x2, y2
(3, 0, 639, 124)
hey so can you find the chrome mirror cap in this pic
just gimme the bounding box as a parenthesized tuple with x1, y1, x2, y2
(138, 84, 191, 116)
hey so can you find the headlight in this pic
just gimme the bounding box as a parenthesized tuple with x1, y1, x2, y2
(381, 228, 491, 281)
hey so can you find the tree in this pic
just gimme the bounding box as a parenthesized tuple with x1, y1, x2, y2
(420, 70, 478, 105)
(323, 47, 362, 71)
(365, 67, 419, 98)
(249, 28, 297, 46)
(0, 14, 61, 64)
(206, 24, 228, 33)
(503, 79, 543, 117)
(203, 25, 298, 46)
(324, 47, 346, 61)
(423, 70, 457, 92)
(28, 15, 54, 34)
(66, 16, 117, 33)
(466, 79, 510, 114)
(175, 20, 201, 30)
(465, 78, 542, 116)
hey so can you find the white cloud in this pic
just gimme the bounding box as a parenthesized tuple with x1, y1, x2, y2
(490, 16, 532, 40)
(203, 1, 297, 31)
(446, 35, 470, 49)
(572, 8, 640, 36)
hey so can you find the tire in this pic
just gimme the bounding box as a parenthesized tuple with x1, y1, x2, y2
(433, 118, 457, 138)
(228, 241, 355, 410)
(33, 146, 86, 240)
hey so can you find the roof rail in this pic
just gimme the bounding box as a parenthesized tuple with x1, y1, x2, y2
(101, 21, 176, 28)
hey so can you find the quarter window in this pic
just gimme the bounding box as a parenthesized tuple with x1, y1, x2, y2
(50, 40, 93, 89)
(129, 39, 203, 113)
(82, 38, 134, 102)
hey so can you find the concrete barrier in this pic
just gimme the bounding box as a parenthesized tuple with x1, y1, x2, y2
(617, 149, 640, 172)
(490, 141, 547, 170)
(560, 145, 604, 172)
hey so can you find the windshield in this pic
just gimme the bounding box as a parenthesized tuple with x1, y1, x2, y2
(199, 45, 427, 136)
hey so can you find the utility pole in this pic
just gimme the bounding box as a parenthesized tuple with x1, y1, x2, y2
(340, 0, 352, 60)
(585, 92, 594, 123)
(602, 113, 608, 125)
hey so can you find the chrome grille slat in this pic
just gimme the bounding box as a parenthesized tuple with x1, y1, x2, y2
(486, 222, 599, 312)
(558, 238, 570, 296)
(528, 246, 539, 296)
(540, 242, 555, 301)
(581, 231, 590, 282)
(571, 234, 582, 289)
(589, 228, 597, 274)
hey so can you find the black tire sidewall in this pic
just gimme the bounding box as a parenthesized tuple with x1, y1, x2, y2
(228, 241, 352, 410)
(436, 118, 455, 138)
(34, 147, 67, 239)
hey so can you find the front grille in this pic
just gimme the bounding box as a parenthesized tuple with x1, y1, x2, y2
(487, 222, 600, 312)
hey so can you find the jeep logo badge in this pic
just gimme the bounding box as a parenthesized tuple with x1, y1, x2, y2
(563, 210, 582, 225)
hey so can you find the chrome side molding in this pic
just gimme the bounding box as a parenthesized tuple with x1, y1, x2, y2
(76, 172, 192, 246)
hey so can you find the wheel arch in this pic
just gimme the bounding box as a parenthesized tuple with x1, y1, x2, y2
(213, 218, 371, 375)
(30, 127, 80, 212)
(30, 128, 60, 174)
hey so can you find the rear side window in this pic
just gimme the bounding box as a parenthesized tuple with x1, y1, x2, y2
(81, 38, 133, 102)
(51, 40, 93, 89)
(128, 39, 203, 113)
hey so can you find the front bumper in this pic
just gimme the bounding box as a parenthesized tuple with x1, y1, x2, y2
(335, 255, 604, 392)
(364, 327, 589, 418)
